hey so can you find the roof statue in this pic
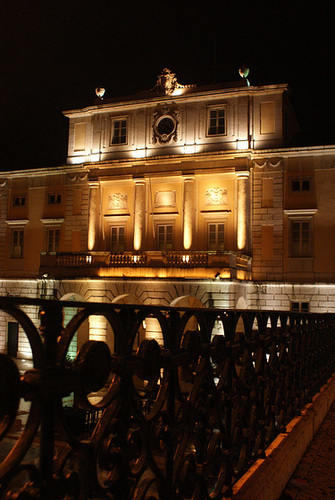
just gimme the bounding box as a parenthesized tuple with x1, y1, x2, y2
(154, 68, 187, 96)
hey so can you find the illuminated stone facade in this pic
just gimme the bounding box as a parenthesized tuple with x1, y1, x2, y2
(1, 70, 335, 359)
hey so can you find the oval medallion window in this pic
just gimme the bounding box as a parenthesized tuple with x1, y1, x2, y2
(154, 115, 176, 143)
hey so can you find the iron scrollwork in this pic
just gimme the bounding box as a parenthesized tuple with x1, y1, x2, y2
(0, 297, 335, 499)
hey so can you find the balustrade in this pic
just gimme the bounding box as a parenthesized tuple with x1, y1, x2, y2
(1, 297, 335, 499)
(42, 251, 249, 272)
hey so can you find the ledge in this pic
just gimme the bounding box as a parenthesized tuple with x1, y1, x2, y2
(229, 373, 335, 500)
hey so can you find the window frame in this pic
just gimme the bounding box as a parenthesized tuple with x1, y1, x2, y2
(109, 225, 125, 252)
(47, 193, 62, 205)
(291, 302, 309, 313)
(291, 220, 311, 257)
(290, 177, 312, 193)
(41, 218, 65, 253)
(47, 227, 60, 252)
(12, 194, 26, 207)
(11, 228, 24, 259)
(206, 105, 227, 137)
(155, 222, 174, 251)
(111, 117, 128, 145)
(6, 220, 28, 260)
(284, 209, 317, 259)
(207, 222, 225, 251)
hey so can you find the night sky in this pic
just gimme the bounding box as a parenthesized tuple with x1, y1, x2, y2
(1, 1, 334, 170)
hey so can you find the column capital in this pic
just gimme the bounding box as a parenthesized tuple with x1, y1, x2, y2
(134, 178, 146, 186)
(88, 180, 100, 188)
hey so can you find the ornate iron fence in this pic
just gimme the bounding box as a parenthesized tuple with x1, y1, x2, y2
(1, 296, 335, 499)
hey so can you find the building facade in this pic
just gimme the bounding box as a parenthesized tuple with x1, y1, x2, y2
(1, 68, 335, 360)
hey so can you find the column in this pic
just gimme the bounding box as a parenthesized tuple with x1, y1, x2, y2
(88, 182, 100, 251)
(134, 180, 146, 251)
(236, 172, 250, 252)
(183, 177, 195, 250)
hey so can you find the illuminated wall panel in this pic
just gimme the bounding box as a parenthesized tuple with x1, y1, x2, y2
(74, 123, 86, 151)
(260, 102, 275, 134)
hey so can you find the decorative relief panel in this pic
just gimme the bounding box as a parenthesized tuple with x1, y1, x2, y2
(154, 190, 176, 208)
(205, 188, 228, 206)
(108, 193, 128, 210)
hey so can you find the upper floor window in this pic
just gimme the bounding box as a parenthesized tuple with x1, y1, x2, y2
(13, 195, 26, 207)
(47, 228, 60, 252)
(208, 223, 225, 251)
(48, 193, 62, 205)
(157, 224, 173, 251)
(207, 107, 226, 136)
(291, 221, 310, 257)
(111, 119, 127, 145)
(291, 178, 311, 192)
(110, 226, 125, 252)
(11, 229, 24, 259)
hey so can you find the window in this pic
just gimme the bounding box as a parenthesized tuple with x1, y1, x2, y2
(111, 119, 127, 144)
(13, 195, 26, 207)
(157, 224, 173, 251)
(208, 108, 226, 136)
(291, 302, 309, 313)
(47, 228, 60, 252)
(110, 226, 125, 252)
(48, 193, 62, 205)
(208, 223, 224, 251)
(291, 178, 311, 192)
(11, 229, 24, 258)
(291, 221, 310, 257)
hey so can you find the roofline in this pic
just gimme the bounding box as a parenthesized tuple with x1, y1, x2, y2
(63, 83, 290, 118)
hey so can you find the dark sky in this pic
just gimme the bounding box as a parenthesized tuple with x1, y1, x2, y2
(1, 1, 334, 170)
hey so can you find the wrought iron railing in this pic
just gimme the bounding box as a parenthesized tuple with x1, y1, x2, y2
(1, 297, 335, 499)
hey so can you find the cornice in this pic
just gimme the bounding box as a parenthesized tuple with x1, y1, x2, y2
(63, 84, 289, 118)
(1, 145, 335, 180)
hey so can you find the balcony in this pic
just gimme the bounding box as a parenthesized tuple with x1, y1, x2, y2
(40, 250, 252, 280)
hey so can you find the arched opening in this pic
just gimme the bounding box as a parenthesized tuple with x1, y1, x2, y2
(112, 294, 145, 350)
(60, 293, 88, 360)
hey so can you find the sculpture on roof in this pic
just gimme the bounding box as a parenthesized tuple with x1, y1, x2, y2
(154, 68, 184, 96)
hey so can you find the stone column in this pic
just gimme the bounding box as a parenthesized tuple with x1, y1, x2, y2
(236, 172, 250, 252)
(183, 177, 195, 250)
(134, 180, 146, 251)
(88, 182, 100, 251)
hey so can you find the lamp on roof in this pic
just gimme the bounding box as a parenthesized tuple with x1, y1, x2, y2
(239, 67, 250, 87)
(95, 87, 105, 99)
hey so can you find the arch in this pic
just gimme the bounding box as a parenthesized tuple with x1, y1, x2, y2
(112, 294, 142, 305)
(113, 294, 148, 349)
(60, 292, 86, 302)
(170, 295, 204, 308)
(59, 292, 87, 359)
(236, 296, 247, 310)
(170, 296, 204, 339)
